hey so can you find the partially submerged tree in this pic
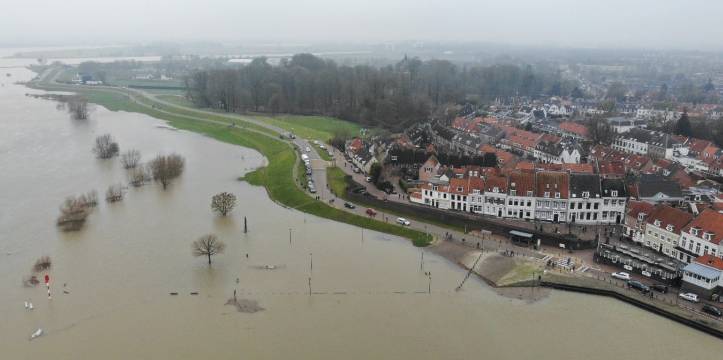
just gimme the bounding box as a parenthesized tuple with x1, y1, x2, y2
(105, 184, 124, 203)
(32, 256, 52, 273)
(192, 234, 226, 265)
(120, 149, 141, 169)
(78, 190, 98, 208)
(211, 192, 236, 216)
(67, 96, 89, 120)
(127, 165, 151, 187)
(57, 196, 91, 231)
(149, 153, 185, 189)
(92, 134, 119, 159)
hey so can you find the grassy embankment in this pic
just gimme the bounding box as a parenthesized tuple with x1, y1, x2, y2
(252, 114, 362, 143)
(31, 80, 432, 246)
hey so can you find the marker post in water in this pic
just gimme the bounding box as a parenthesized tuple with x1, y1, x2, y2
(44, 274, 51, 300)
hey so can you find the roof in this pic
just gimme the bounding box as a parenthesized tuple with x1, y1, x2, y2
(694, 254, 723, 271)
(626, 200, 655, 218)
(559, 121, 589, 138)
(687, 138, 711, 153)
(645, 205, 693, 234)
(601, 178, 628, 197)
(485, 175, 508, 193)
(681, 209, 723, 244)
(683, 262, 722, 279)
(598, 161, 626, 176)
(422, 155, 439, 168)
(569, 173, 601, 198)
(508, 171, 536, 196)
(638, 174, 682, 199)
(535, 171, 569, 198)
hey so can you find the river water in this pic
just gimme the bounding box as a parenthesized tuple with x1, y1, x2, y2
(0, 54, 721, 359)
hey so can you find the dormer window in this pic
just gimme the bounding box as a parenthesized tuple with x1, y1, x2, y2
(510, 190, 517, 196)
(666, 224, 674, 232)
(637, 213, 646, 221)
(611, 190, 618, 197)
(511, 182, 516, 187)
(493, 187, 499, 193)
(457, 187, 464, 192)
(544, 191, 550, 198)
(527, 191, 533, 197)
(704, 232, 715, 241)
(582, 191, 590, 198)
(554, 192, 560, 199)
(654, 219, 661, 227)
(691, 227, 700, 236)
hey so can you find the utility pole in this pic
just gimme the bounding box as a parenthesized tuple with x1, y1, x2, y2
(244, 216, 248, 233)
(289, 228, 292, 245)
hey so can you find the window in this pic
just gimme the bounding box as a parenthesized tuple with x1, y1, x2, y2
(582, 191, 590, 198)
(570, 203, 574, 210)
(594, 203, 599, 210)
(544, 192, 550, 198)
(510, 190, 516, 196)
(704, 232, 715, 241)
(604, 199, 610, 206)
(527, 191, 533, 197)
(666, 224, 673, 232)
(554, 192, 560, 199)
(611, 190, 618, 197)
(691, 228, 699, 236)
(586, 203, 591, 210)
(654, 219, 661, 227)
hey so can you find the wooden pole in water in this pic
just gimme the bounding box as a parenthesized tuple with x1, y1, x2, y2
(310, 253, 313, 272)
(289, 228, 292, 245)
(308, 277, 311, 296)
(244, 216, 247, 233)
(420, 250, 424, 271)
(428, 272, 432, 294)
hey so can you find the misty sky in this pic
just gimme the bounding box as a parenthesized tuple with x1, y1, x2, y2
(3, 0, 721, 49)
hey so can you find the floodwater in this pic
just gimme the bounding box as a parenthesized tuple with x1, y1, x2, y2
(1, 57, 721, 359)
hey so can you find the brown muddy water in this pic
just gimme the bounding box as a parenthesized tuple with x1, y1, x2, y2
(0, 59, 721, 359)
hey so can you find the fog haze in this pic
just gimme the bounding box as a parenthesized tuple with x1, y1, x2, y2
(2, 0, 721, 49)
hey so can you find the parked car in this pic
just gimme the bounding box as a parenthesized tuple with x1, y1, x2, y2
(366, 208, 377, 216)
(650, 284, 668, 293)
(352, 167, 360, 173)
(702, 304, 722, 317)
(611, 272, 631, 281)
(627, 280, 649, 293)
(344, 202, 356, 209)
(365, 176, 372, 182)
(308, 186, 316, 194)
(678, 292, 700, 303)
(396, 217, 410, 226)
(305, 147, 311, 152)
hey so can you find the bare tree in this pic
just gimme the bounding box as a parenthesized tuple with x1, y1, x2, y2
(67, 96, 89, 120)
(57, 196, 91, 231)
(149, 153, 185, 190)
(120, 149, 141, 169)
(78, 190, 98, 208)
(92, 134, 119, 159)
(127, 165, 151, 187)
(33, 256, 52, 273)
(192, 234, 226, 265)
(211, 192, 236, 216)
(105, 184, 124, 202)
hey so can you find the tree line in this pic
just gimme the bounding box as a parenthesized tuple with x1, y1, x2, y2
(185, 54, 576, 131)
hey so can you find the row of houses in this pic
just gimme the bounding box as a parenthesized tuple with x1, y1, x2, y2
(624, 201, 723, 296)
(410, 161, 627, 225)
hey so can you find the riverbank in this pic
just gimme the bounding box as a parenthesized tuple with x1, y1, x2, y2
(27, 70, 432, 247)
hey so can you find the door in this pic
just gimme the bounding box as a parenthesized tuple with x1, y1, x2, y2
(553, 213, 559, 223)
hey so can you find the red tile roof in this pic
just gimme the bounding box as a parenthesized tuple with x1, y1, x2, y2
(645, 205, 693, 235)
(682, 209, 723, 245)
(598, 161, 626, 176)
(559, 121, 589, 138)
(694, 254, 723, 270)
(626, 200, 655, 219)
(508, 171, 536, 196)
(485, 175, 508, 193)
(535, 171, 569, 198)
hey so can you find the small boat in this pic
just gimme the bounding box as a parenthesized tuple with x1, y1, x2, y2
(30, 328, 43, 340)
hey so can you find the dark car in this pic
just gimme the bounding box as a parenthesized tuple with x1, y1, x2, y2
(344, 202, 356, 209)
(650, 284, 668, 293)
(627, 280, 650, 293)
(702, 304, 722, 317)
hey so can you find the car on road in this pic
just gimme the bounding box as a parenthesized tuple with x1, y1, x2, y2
(678, 292, 700, 303)
(702, 304, 722, 317)
(365, 208, 377, 216)
(308, 185, 316, 193)
(319, 145, 326, 149)
(650, 284, 668, 293)
(352, 167, 360, 173)
(396, 217, 410, 226)
(611, 272, 631, 281)
(305, 147, 311, 153)
(365, 176, 372, 182)
(627, 280, 649, 293)
(344, 202, 356, 209)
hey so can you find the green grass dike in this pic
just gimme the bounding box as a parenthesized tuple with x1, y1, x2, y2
(30, 80, 431, 247)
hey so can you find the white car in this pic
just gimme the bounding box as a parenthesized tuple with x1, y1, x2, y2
(396, 217, 410, 226)
(678, 292, 699, 303)
(305, 147, 311, 153)
(611, 272, 631, 281)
